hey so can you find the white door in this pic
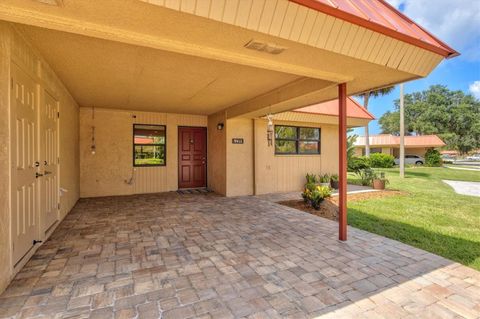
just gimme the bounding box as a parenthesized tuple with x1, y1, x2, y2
(11, 63, 39, 264)
(40, 90, 59, 233)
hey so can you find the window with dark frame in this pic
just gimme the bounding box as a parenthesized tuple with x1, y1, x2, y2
(133, 124, 166, 166)
(274, 125, 321, 155)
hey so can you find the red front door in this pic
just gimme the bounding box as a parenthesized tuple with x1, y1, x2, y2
(178, 127, 207, 189)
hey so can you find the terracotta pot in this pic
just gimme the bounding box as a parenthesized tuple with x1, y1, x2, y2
(372, 179, 385, 190)
(330, 180, 339, 189)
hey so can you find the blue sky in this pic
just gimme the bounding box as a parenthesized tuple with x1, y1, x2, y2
(352, 0, 480, 136)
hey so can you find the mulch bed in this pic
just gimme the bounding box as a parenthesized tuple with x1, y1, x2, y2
(278, 190, 404, 221)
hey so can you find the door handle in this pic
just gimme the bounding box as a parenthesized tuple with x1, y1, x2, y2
(35, 173, 44, 178)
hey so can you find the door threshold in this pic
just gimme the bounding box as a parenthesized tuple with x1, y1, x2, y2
(176, 187, 212, 195)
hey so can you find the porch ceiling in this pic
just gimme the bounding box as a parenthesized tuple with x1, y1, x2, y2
(1, 0, 448, 117)
(18, 24, 300, 115)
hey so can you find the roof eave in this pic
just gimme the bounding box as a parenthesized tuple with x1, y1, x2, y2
(290, 0, 459, 59)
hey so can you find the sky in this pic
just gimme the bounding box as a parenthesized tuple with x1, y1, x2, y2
(352, 0, 480, 136)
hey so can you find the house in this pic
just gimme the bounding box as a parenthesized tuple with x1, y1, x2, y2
(354, 134, 446, 158)
(0, 0, 457, 294)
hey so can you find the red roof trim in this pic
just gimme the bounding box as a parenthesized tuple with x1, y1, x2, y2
(292, 97, 376, 120)
(289, 0, 459, 58)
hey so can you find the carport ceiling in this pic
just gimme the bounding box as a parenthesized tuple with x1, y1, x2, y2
(19, 24, 300, 115)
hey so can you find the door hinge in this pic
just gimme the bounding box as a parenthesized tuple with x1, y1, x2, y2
(57, 203, 60, 210)
(57, 157, 60, 164)
(57, 112, 60, 118)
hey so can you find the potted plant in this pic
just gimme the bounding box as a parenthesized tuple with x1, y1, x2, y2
(330, 174, 339, 189)
(319, 173, 330, 187)
(372, 171, 389, 190)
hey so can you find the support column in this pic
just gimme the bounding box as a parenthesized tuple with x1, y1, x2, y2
(338, 83, 347, 241)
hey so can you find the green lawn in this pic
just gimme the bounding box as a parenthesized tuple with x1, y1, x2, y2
(347, 167, 480, 270)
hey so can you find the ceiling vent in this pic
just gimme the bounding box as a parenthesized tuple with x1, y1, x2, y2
(244, 40, 287, 55)
(34, 0, 63, 6)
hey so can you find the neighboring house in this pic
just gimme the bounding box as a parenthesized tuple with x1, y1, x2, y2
(0, 0, 456, 291)
(354, 134, 446, 158)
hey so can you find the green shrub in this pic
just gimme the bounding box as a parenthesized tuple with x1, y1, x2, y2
(348, 156, 370, 172)
(305, 173, 317, 184)
(425, 149, 442, 167)
(356, 168, 375, 186)
(369, 153, 395, 168)
(319, 173, 330, 183)
(302, 185, 332, 210)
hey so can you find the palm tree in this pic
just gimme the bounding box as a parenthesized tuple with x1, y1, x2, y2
(357, 86, 395, 156)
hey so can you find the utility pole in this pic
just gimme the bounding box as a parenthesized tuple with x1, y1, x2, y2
(400, 83, 405, 178)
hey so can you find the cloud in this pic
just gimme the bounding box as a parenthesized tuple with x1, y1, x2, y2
(385, 0, 480, 61)
(469, 81, 480, 99)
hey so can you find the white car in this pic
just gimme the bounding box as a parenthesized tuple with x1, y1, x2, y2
(466, 154, 480, 161)
(394, 155, 424, 165)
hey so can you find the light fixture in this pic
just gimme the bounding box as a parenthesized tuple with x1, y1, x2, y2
(91, 106, 96, 155)
(266, 114, 274, 146)
(217, 122, 224, 130)
(244, 39, 287, 55)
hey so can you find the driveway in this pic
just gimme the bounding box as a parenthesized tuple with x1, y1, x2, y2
(443, 180, 480, 197)
(1, 193, 479, 318)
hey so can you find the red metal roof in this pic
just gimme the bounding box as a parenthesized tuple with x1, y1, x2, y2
(293, 97, 375, 119)
(290, 0, 459, 58)
(355, 134, 446, 147)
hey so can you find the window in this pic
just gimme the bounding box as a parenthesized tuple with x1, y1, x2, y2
(274, 125, 320, 155)
(133, 124, 166, 166)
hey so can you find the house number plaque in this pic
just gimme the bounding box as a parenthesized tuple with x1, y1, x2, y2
(232, 138, 244, 144)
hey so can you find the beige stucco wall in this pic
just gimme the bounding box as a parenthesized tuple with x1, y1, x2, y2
(226, 118, 254, 197)
(254, 119, 339, 195)
(0, 23, 80, 293)
(79, 108, 207, 197)
(207, 111, 226, 195)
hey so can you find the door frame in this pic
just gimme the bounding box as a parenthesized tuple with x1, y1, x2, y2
(177, 126, 207, 189)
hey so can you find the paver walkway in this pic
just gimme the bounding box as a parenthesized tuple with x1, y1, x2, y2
(1, 193, 479, 318)
(443, 180, 480, 197)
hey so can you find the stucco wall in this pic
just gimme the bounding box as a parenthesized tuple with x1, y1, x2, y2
(79, 108, 207, 197)
(254, 119, 339, 195)
(0, 23, 80, 293)
(226, 118, 254, 196)
(207, 111, 226, 195)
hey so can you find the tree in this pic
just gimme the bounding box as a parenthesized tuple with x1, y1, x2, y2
(357, 86, 395, 156)
(379, 85, 480, 154)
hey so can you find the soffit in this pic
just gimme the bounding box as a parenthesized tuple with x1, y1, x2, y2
(19, 24, 300, 114)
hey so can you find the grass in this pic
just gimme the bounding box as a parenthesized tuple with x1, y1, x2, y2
(347, 167, 480, 270)
(135, 158, 164, 165)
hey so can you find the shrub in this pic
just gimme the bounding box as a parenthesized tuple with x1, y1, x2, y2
(302, 185, 332, 210)
(348, 156, 370, 172)
(319, 173, 330, 183)
(369, 153, 395, 168)
(356, 168, 375, 186)
(305, 173, 317, 184)
(425, 149, 442, 167)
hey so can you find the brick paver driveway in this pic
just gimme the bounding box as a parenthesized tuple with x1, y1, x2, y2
(1, 193, 479, 318)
